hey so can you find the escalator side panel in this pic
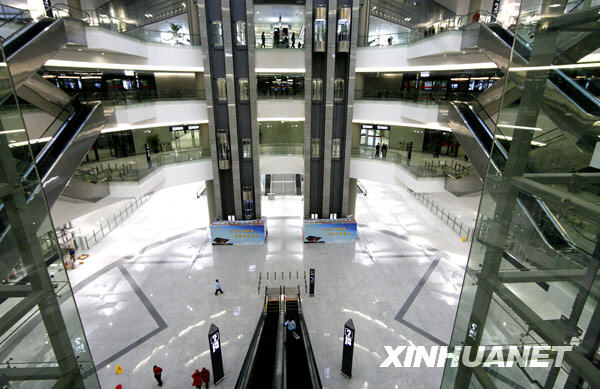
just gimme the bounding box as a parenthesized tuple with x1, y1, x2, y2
(446, 102, 490, 180)
(461, 22, 514, 72)
(6, 18, 86, 89)
(17, 74, 74, 118)
(41, 103, 104, 208)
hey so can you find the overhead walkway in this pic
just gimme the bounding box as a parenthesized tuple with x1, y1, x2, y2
(236, 287, 321, 389)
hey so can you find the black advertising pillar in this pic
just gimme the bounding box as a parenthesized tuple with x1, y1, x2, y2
(341, 319, 355, 378)
(309, 268, 315, 296)
(208, 324, 225, 384)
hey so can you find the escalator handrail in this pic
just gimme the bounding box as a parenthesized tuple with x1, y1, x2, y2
(46, 4, 91, 21)
(488, 22, 600, 116)
(273, 285, 285, 389)
(296, 298, 322, 389)
(235, 294, 268, 389)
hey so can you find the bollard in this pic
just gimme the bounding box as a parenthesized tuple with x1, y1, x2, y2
(208, 324, 225, 384)
(341, 319, 355, 378)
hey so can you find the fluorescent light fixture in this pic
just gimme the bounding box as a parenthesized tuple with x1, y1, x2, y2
(0, 129, 26, 134)
(356, 62, 497, 72)
(9, 137, 52, 148)
(58, 75, 80, 79)
(257, 117, 305, 122)
(80, 76, 102, 79)
(255, 68, 305, 73)
(352, 119, 451, 131)
(496, 134, 546, 146)
(102, 120, 209, 133)
(42, 74, 56, 78)
(45, 59, 204, 72)
(510, 62, 600, 71)
(497, 124, 543, 131)
(450, 77, 469, 81)
(469, 76, 489, 80)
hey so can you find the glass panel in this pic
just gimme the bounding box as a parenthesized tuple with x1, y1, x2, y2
(312, 78, 323, 101)
(334, 78, 344, 101)
(311, 138, 320, 159)
(238, 78, 249, 101)
(216, 78, 227, 101)
(212, 20, 223, 47)
(235, 21, 247, 46)
(442, 1, 600, 387)
(242, 138, 252, 159)
(314, 20, 326, 45)
(337, 19, 350, 43)
(332, 138, 341, 159)
(216, 129, 231, 169)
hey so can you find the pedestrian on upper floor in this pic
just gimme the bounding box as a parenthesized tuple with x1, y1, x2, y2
(472, 11, 481, 23)
(152, 365, 163, 386)
(215, 279, 224, 296)
(375, 143, 381, 158)
(291, 32, 296, 48)
(200, 367, 210, 388)
(381, 143, 388, 158)
(192, 369, 203, 388)
(388, 36, 393, 45)
(261, 32, 266, 48)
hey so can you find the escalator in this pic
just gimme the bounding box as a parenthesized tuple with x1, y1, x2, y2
(236, 287, 321, 389)
(284, 292, 322, 389)
(236, 288, 281, 388)
(2, 16, 105, 208)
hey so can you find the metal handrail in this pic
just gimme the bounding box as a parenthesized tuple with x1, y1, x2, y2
(296, 296, 323, 389)
(234, 293, 268, 389)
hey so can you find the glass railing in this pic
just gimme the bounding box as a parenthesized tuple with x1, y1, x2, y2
(355, 89, 478, 104)
(259, 144, 304, 155)
(78, 147, 211, 182)
(351, 145, 473, 180)
(48, 4, 200, 46)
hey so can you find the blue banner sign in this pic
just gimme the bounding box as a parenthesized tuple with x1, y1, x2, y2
(210, 218, 267, 245)
(303, 218, 357, 243)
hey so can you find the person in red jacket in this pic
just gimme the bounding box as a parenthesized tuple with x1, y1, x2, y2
(192, 369, 203, 388)
(152, 365, 163, 386)
(200, 367, 211, 388)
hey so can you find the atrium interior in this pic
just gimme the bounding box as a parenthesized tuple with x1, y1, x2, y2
(0, 0, 599, 388)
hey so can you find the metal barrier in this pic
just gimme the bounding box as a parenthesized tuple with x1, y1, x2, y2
(74, 192, 154, 250)
(406, 188, 473, 241)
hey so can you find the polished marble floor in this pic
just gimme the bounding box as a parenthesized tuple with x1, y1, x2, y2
(68, 180, 473, 388)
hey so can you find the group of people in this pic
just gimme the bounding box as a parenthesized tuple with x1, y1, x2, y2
(152, 365, 210, 387)
(375, 143, 388, 158)
(260, 31, 300, 48)
(423, 25, 437, 38)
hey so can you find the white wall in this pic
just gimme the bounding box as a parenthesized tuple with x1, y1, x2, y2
(260, 155, 303, 175)
(255, 49, 305, 72)
(108, 100, 208, 129)
(353, 100, 446, 129)
(257, 99, 305, 121)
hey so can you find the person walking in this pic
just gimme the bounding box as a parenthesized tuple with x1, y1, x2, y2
(381, 143, 388, 158)
(152, 365, 163, 386)
(291, 32, 296, 48)
(375, 143, 380, 158)
(472, 11, 481, 23)
(200, 367, 210, 388)
(388, 35, 393, 45)
(192, 369, 203, 388)
(215, 279, 224, 296)
(261, 31, 265, 48)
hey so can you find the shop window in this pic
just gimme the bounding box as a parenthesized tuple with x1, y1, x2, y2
(312, 78, 323, 101)
(242, 138, 252, 159)
(235, 21, 247, 46)
(238, 78, 249, 101)
(332, 138, 341, 159)
(216, 78, 227, 101)
(334, 78, 344, 101)
(212, 21, 223, 47)
(311, 138, 320, 159)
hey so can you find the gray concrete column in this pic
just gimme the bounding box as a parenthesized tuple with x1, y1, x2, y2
(468, 0, 482, 14)
(206, 179, 216, 222)
(66, 0, 83, 19)
(186, 0, 202, 46)
(358, 0, 370, 46)
(348, 178, 357, 216)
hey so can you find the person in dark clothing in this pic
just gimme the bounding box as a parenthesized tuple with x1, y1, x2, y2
(192, 369, 203, 388)
(375, 143, 380, 158)
(153, 365, 163, 386)
(381, 143, 388, 158)
(200, 367, 210, 388)
(388, 36, 393, 45)
(215, 279, 224, 295)
(261, 31, 265, 48)
(472, 11, 481, 23)
(291, 32, 296, 48)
